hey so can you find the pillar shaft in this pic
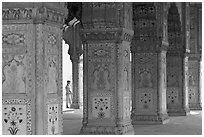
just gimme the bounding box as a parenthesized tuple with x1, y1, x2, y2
(80, 3, 134, 134)
(188, 3, 202, 110)
(71, 58, 80, 109)
(131, 3, 169, 124)
(166, 2, 190, 116)
(2, 2, 67, 135)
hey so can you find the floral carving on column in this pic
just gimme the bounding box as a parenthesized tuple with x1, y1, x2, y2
(2, 54, 26, 93)
(138, 68, 153, 88)
(93, 63, 110, 91)
(47, 57, 58, 94)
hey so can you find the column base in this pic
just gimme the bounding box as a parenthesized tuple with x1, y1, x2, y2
(80, 124, 134, 135)
(168, 108, 190, 116)
(189, 103, 202, 110)
(71, 103, 80, 109)
(131, 113, 169, 125)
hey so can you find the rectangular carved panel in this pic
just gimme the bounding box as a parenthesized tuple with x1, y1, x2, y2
(167, 88, 179, 105)
(2, 105, 27, 135)
(47, 104, 59, 135)
(92, 97, 111, 119)
(2, 54, 27, 93)
(123, 95, 131, 118)
(139, 93, 153, 110)
(2, 99, 32, 135)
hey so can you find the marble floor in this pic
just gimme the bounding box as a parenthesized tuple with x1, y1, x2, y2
(62, 107, 202, 135)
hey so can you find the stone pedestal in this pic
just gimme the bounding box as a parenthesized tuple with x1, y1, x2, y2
(2, 2, 67, 135)
(80, 3, 134, 134)
(131, 3, 169, 124)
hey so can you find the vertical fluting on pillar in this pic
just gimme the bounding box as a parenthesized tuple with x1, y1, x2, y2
(2, 2, 67, 135)
(131, 2, 169, 124)
(80, 2, 134, 134)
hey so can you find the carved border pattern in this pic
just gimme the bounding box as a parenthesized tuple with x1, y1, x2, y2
(82, 30, 133, 43)
(46, 97, 61, 135)
(81, 124, 133, 135)
(2, 7, 66, 24)
(3, 33, 25, 46)
(44, 25, 63, 134)
(2, 8, 32, 20)
(88, 43, 115, 62)
(2, 98, 32, 135)
(82, 31, 118, 42)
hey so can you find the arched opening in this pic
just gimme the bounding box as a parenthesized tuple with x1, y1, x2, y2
(62, 2, 83, 134)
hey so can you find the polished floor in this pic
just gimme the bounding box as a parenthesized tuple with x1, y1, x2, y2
(62, 105, 202, 135)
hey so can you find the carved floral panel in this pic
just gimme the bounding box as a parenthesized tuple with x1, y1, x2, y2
(139, 93, 153, 110)
(2, 99, 32, 135)
(3, 33, 25, 46)
(123, 96, 131, 118)
(189, 87, 196, 103)
(47, 104, 59, 135)
(2, 105, 27, 135)
(92, 97, 111, 119)
(134, 53, 157, 89)
(2, 54, 26, 93)
(88, 61, 115, 93)
(46, 55, 58, 94)
(88, 43, 115, 61)
(167, 88, 179, 105)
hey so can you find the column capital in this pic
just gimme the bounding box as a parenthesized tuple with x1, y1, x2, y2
(2, 2, 68, 26)
(70, 55, 80, 63)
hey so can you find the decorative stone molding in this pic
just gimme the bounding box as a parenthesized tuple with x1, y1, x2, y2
(2, 2, 68, 25)
(80, 124, 134, 135)
(81, 28, 134, 43)
(3, 33, 25, 46)
(2, 8, 32, 20)
(131, 114, 169, 124)
(82, 3, 132, 29)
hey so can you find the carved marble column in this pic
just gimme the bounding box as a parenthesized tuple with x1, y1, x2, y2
(2, 2, 67, 135)
(188, 3, 202, 110)
(166, 2, 190, 116)
(80, 3, 134, 134)
(131, 3, 169, 124)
